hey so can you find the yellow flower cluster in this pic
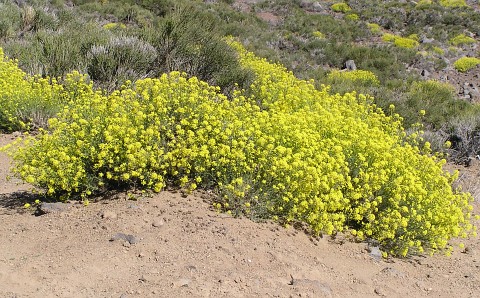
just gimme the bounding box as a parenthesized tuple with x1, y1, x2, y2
(449, 34, 476, 46)
(327, 69, 380, 87)
(3, 41, 476, 256)
(331, 3, 351, 13)
(102, 22, 127, 30)
(0, 49, 64, 131)
(415, 0, 432, 9)
(453, 57, 480, 72)
(439, 0, 468, 7)
(312, 31, 325, 39)
(382, 33, 419, 49)
(367, 23, 382, 35)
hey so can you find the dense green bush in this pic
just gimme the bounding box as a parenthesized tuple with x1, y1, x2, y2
(401, 80, 475, 128)
(87, 36, 157, 90)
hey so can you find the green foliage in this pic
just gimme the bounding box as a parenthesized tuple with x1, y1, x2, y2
(87, 36, 157, 90)
(3, 43, 476, 257)
(0, 2, 22, 39)
(402, 80, 475, 128)
(331, 3, 351, 13)
(449, 33, 476, 46)
(453, 57, 480, 72)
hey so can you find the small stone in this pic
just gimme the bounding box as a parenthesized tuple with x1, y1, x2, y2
(368, 246, 382, 260)
(36, 202, 69, 215)
(374, 288, 386, 296)
(123, 241, 131, 248)
(110, 233, 139, 244)
(101, 210, 117, 220)
(152, 219, 165, 228)
(174, 278, 191, 287)
(344, 60, 357, 71)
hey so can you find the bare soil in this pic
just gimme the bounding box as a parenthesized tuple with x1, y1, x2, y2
(1, 133, 479, 298)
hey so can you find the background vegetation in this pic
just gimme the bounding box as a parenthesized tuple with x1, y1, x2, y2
(1, 0, 480, 256)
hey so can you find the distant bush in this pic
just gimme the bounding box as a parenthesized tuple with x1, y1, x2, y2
(403, 80, 473, 128)
(0, 3, 22, 40)
(367, 23, 382, 35)
(439, 0, 468, 7)
(87, 36, 157, 90)
(382, 33, 419, 49)
(432, 46, 445, 56)
(331, 3, 351, 13)
(327, 69, 380, 87)
(415, 0, 432, 9)
(345, 13, 359, 21)
(312, 31, 325, 39)
(449, 34, 476, 46)
(454, 57, 480, 72)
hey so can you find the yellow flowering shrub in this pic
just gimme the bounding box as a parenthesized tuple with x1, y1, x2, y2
(102, 22, 127, 30)
(3, 42, 476, 257)
(345, 13, 359, 21)
(312, 31, 325, 39)
(382, 33, 419, 49)
(331, 3, 351, 13)
(367, 23, 382, 35)
(327, 69, 380, 87)
(439, 0, 467, 7)
(449, 34, 476, 46)
(0, 48, 65, 131)
(415, 0, 432, 9)
(453, 57, 480, 72)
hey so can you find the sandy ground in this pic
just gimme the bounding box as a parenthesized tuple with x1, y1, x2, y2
(1, 133, 479, 298)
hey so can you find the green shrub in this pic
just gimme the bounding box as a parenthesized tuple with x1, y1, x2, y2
(331, 3, 351, 13)
(0, 3, 22, 39)
(87, 36, 157, 90)
(139, 4, 253, 94)
(449, 34, 476, 46)
(3, 42, 476, 257)
(454, 57, 480, 72)
(402, 80, 473, 128)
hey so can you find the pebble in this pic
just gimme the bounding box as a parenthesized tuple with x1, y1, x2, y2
(100, 210, 117, 220)
(152, 219, 165, 228)
(174, 278, 191, 287)
(374, 287, 386, 296)
(110, 233, 139, 244)
(37, 202, 70, 215)
(368, 246, 382, 260)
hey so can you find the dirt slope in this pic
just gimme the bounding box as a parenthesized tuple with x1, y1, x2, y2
(1, 133, 479, 298)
